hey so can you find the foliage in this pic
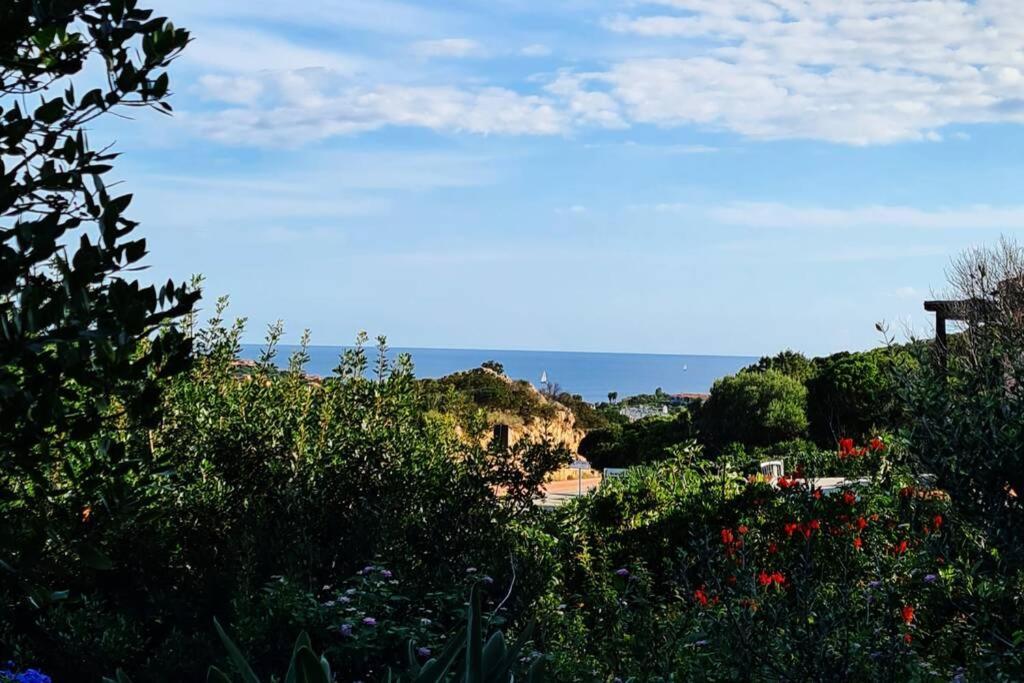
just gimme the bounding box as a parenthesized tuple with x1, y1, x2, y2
(0, 0, 196, 675)
(536, 448, 1017, 681)
(896, 239, 1024, 662)
(105, 585, 545, 683)
(806, 349, 902, 446)
(743, 349, 816, 383)
(579, 412, 696, 470)
(700, 369, 809, 452)
(421, 368, 557, 425)
(2, 311, 567, 681)
(481, 360, 504, 375)
(549, 390, 612, 431)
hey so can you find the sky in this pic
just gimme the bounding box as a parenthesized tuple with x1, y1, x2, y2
(101, 0, 1024, 357)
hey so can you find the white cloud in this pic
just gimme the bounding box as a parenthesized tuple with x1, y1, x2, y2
(631, 200, 1024, 230)
(184, 27, 363, 75)
(589, 0, 1024, 144)
(411, 38, 484, 58)
(894, 286, 921, 299)
(706, 202, 1024, 230)
(520, 44, 552, 57)
(178, 0, 1024, 146)
(189, 80, 567, 145)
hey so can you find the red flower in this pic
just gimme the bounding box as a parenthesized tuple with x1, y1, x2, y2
(893, 539, 909, 556)
(901, 605, 915, 625)
(812, 488, 823, 500)
(82, 506, 92, 523)
(784, 522, 799, 538)
(758, 571, 772, 587)
(808, 519, 821, 531)
(839, 437, 855, 456)
(721, 528, 735, 546)
(852, 536, 863, 550)
(842, 490, 857, 506)
(856, 516, 868, 530)
(904, 633, 913, 645)
(869, 437, 886, 452)
(768, 542, 779, 555)
(737, 524, 749, 535)
(933, 514, 943, 529)
(771, 571, 786, 586)
(694, 588, 709, 607)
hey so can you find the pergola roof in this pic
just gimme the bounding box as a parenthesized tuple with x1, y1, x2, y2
(923, 298, 994, 321)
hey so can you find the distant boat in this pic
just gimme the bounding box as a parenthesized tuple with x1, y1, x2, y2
(540, 370, 548, 384)
(683, 364, 688, 371)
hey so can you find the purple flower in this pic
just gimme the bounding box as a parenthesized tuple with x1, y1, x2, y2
(615, 568, 630, 578)
(362, 617, 377, 627)
(339, 623, 354, 637)
(381, 569, 393, 579)
(416, 647, 432, 658)
(867, 580, 881, 589)
(924, 574, 938, 583)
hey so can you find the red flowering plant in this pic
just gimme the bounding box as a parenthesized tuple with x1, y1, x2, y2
(551, 451, 964, 680)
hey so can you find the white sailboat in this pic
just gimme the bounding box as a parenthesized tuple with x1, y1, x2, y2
(540, 370, 548, 384)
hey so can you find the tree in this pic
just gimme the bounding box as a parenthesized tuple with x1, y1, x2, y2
(744, 349, 816, 383)
(481, 359, 504, 374)
(699, 369, 808, 452)
(608, 391, 618, 403)
(580, 411, 694, 470)
(1, 0, 197, 620)
(805, 349, 899, 445)
(902, 238, 1024, 568)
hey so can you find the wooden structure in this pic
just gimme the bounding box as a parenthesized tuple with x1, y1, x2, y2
(924, 278, 1024, 365)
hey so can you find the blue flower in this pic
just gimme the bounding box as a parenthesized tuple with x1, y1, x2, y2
(924, 574, 938, 583)
(416, 647, 432, 658)
(615, 568, 630, 578)
(0, 668, 52, 683)
(339, 623, 354, 637)
(362, 616, 377, 627)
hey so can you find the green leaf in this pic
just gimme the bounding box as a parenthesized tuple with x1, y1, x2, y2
(213, 618, 261, 683)
(207, 666, 233, 683)
(467, 586, 483, 682)
(79, 544, 113, 570)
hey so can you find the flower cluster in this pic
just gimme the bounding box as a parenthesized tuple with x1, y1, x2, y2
(838, 436, 886, 459)
(0, 666, 50, 683)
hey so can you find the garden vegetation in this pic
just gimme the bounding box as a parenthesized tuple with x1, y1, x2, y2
(3, 3, 1024, 682)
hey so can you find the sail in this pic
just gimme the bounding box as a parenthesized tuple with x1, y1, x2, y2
(540, 370, 548, 384)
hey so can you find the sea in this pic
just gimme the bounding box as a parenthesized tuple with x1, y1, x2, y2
(239, 345, 757, 403)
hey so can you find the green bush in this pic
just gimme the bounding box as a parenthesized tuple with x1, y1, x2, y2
(579, 412, 696, 470)
(700, 369, 809, 452)
(806, 349, 902, 446)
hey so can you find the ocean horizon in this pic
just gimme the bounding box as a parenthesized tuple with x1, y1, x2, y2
(239, 344, 758, 403)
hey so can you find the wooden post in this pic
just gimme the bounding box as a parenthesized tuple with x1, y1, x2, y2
(936, 311, 947, 369)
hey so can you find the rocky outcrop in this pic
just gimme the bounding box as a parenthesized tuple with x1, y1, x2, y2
(471, 370, 585, 454)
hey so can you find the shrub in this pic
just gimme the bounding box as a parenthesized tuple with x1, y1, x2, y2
(579, 411, 696, 470)
(806, 349, 901, 446)
(700, 369, 809, 452)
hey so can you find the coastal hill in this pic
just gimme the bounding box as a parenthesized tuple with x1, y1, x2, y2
(419, 366, 586, 454)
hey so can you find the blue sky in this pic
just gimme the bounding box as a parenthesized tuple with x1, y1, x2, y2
(106, 0, 1024, 357)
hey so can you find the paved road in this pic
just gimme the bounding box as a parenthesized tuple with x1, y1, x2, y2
(536, 477, 602, 508)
